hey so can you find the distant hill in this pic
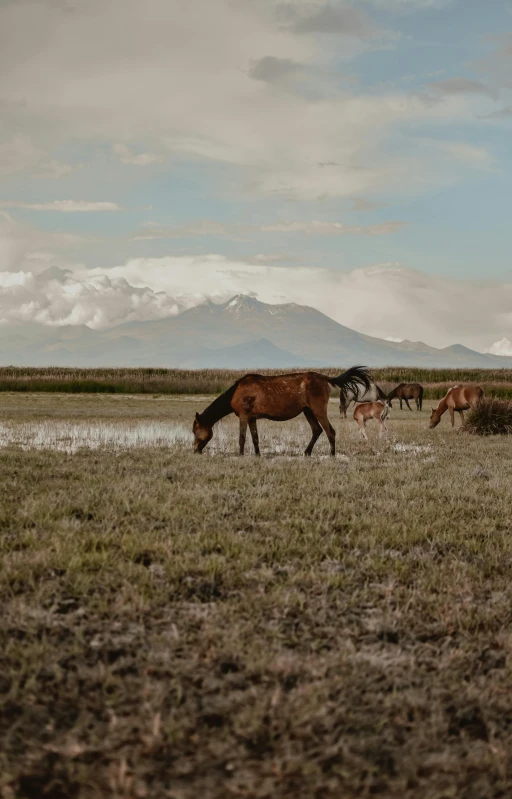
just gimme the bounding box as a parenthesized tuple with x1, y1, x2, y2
(1, 294, 511, 368)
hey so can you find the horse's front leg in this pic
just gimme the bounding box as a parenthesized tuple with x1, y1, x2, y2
(458, 410, 466, 427)
(405, 399, 413, 411)
(249, 419, 260, 456)
(239, 417, 248, 455)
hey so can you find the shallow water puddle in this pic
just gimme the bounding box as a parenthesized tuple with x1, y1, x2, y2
(0, 421, 194, 454)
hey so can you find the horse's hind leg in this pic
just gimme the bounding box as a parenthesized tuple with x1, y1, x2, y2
(405, 398, 413, 411)
(303, 408, 322, 456)
(239, 417, 248, 455)
(249, 419, 260, 456)
(316, 412, 336, 456)
(458, 410, 466, 427)
(356, 419, 368, 441)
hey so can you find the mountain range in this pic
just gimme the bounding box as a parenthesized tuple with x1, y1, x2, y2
(1, 294, 511, 368)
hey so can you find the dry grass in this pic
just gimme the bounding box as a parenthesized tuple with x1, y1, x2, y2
(1, 393, 512, 798)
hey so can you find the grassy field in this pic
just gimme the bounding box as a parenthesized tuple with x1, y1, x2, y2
(1, 366, 512, 399)
(2, 392, 512, 798)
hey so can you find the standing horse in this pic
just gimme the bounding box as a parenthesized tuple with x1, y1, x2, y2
(193, 366, 371, 456)
(353, 401, 389, 441)
(339, 380, 388, 418)
(387, 383, 424, 411)
(429, 385, 484, 429)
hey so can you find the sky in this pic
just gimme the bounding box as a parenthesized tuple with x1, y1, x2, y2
(1, 0, 512, 354)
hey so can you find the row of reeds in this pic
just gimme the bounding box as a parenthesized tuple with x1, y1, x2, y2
(0, 366, 512, 398)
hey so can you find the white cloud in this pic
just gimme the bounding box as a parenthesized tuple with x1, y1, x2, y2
(488, 337, 512, 356)
(133, 218, 404, 240)
(0, 200, 122, 212)
(0, 268, 180, 329)
(112, 143, 163, 166)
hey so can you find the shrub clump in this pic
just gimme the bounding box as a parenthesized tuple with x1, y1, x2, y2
(465, 398, 512, 435)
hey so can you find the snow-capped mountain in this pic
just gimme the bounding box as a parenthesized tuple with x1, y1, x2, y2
(1, 294, 511, 368)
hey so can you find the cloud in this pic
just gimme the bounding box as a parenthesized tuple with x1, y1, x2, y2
(78, 256, 512, 352)
(350, 197, 386, 211)
(487, 337, 512, 357)
(284, 2, 378, 38)
(0, 200, 123, 212)
(133, 218, 404, 240)
(112, 143, 163, 166)
(0, 267, 181, 329)
(259, 220, 404, 234)
(247, 56, 304, 83)
(429, 77, 497, 100)
(479, 106, 512, 120)
(32, 160, 78, 179)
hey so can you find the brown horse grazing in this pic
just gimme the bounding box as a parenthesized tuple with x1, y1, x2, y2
(387, 382, 424, 411)
(193, 366, 371, 456)
(353, 400, 389, 441)
(429, 384, 484, 429)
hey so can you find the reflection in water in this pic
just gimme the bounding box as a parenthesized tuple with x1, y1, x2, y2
(0, 421, 194, 454)
(0, 419, 323, 456)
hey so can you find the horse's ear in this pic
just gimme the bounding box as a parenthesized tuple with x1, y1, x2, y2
(195, 412, 200, 421)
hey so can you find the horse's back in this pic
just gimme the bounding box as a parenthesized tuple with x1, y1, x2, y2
(447, 383, 483, 408)
(353, 400, 387, 420)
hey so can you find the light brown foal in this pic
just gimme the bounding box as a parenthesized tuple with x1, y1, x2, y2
(353, 400, 389, 441)
(429, 384, 484, 428)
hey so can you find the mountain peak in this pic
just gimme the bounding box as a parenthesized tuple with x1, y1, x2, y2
(222, 295, 263, 313)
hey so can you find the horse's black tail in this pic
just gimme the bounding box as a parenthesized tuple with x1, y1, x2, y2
(329, 366, 371, 403)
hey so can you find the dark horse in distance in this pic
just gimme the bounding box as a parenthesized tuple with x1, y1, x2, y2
(387, 382, 424, 411)
(193, 366, 371, 456)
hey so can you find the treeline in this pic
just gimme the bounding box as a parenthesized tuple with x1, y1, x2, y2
(1, 366, 512, 398)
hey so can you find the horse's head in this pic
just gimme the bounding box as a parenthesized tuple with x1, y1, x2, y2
(193, 412, 213, 453)
(429, 408, 440, 428)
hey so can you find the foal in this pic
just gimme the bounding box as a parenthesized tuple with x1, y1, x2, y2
(193, 366, 371, 456)
(353, 401, 389, 441)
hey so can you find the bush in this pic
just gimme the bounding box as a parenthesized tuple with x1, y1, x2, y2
(465, 398, 512, 435)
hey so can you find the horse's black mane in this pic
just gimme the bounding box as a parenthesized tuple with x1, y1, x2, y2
(199, 380, 239, 426)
